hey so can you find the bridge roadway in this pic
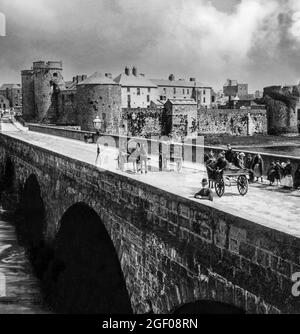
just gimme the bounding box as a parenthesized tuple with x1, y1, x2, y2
(1, 122, 299, 238)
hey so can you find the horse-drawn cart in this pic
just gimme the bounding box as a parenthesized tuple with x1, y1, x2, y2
(207, 166, 249, 198)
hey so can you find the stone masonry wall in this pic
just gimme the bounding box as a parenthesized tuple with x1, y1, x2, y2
(0, 133, 299, 314)
(198, 109, 267, 136)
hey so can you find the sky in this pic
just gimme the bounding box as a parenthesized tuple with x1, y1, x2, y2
(1, 0, 300, 91)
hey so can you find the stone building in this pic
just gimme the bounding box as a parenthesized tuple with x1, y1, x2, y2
(0, 83, 22, 109)
(77, 72, 122, 133)
(114, 67, 158, 109)
(163, 99, 198, 138)
(0, 94, 10, 111)
(151, 75, 212, 108)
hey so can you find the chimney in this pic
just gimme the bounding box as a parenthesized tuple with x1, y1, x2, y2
(169, 74, 175, 81)
(190, 78, 196, 82)
(82, 75, 87, 81)
(73, 76, 76, 83)
(105, 73, 112, 79)
(132, 66, 138, 77)
(125, 66, 130, 76)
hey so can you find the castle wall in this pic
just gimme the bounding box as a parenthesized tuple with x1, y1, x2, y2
(56, 90, 77, 125)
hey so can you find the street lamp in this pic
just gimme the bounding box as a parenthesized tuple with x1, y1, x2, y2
(93, 116, 102, 132)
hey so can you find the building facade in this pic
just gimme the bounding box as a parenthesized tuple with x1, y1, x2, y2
(114, 67, 158, 109)
(151, 75, 212, 108)
(0, 83, 22, 109)
(0, 94, 10, 111)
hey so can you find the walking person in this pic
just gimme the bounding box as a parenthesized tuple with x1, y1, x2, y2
(245, 154, 254, 183)
(281, 160, 293, 189)
(139, 143, 149, 174)
(294, 164, 300, 190)
(252, 154, 264, 183)
(267, 162, 276, 186)
(274, 161, 283, 186)
(128, 143, 141, 174)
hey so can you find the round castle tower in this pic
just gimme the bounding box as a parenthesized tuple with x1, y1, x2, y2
(33, 61, 65, 123)
(76, 72, 122, 133)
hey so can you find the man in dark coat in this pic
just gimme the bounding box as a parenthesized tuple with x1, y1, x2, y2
(225, 145, 235, 163)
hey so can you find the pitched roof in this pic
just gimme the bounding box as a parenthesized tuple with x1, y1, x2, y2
(0, 83, 21, 90)
(114, 73, 157, 88)
(151, 79, 210, 89)
(167, 98, 197, 105)
(78, 72, 118, 86)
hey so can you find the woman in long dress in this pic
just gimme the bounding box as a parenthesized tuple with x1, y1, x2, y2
(267, 162, 276, 186)
(252, 154, 264, 182)
(281, 160, 293, 189)
(294, 164, 300, 189)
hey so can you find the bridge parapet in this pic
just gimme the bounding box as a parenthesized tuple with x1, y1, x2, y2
(0, 132, 299, 314)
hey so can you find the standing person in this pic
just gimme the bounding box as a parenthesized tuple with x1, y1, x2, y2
(225, 145, 235, 163)
(294, 164, 300, 190)
(252, 154, 264, 183)
(194, 179, 213, 202)
(282, 160, 293, 189)
(267, 162, 276, 186)
(140, 143, 149, 174)
(128, 143, 141, 174)
(274, 161, 283, 186)
(245, 154, 254, 183)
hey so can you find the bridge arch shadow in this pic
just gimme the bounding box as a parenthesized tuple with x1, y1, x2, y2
(173, 300, 245, 314)
(16, 174, 45, 249)
(0, 156, 15, 193)
(43, 202, 132, 314)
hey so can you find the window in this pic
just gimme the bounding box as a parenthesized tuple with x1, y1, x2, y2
(127, 87, 130, 93)
(102, 113, 106, 120)
(148, 88, 151, 93)
(183, 89, 185, 94)
(187, 89, 189, 95)
(160, 96, 163, 100)
(174, 88, 176, 94)
(137, 88, 141, 95)
(147, 95, 150, 102)
(53, 73, 58, 77)
(203, 97, 206, 103)
(163, 88, 167, 94)
(203, 90, 206, 95)
(127, 95, 131, 108)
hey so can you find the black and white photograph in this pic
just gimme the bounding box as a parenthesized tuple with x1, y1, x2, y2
(0, 0, 300, 321)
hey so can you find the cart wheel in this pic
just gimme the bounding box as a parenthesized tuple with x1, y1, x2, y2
(215, 179, 225, 197)
(237, 175, 248, 196)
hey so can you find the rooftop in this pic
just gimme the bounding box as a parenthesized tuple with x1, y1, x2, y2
(0, 83, 21, 90)
(167, 98, 197, 105)
(151, 79, 210, 88)
(78, 72, 118, 86)
(114, 73, 157, 88)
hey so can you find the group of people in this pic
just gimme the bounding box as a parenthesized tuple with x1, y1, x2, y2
(267, 160, 300, 189)
(117, 142, 149, 174)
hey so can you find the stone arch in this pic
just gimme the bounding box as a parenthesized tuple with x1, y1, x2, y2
(173, 300, 245, 314)
(42, 202, 132, 314)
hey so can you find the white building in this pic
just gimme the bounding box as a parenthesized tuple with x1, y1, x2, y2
(114, 67, 159, 109)
(151, 75, 213, 108)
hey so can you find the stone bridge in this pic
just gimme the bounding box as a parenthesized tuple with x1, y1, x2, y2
(0, 131, 299, 314)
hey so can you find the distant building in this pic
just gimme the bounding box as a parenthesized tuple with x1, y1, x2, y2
(0, 83, 22, 109)
(0, 94, 10, 111)
(223, 79, 248, 98)
(114, 67, 158, 109)
(151, 75, 212, 108)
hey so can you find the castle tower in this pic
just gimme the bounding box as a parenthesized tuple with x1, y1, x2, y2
(32, 61, 65, 123)
(21, 69, 35, 121)
(76, 72, 122, 133)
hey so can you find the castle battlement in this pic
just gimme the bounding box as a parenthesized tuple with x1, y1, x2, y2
(32, 61, 63, 71)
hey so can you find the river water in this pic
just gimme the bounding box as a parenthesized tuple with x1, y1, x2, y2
(0, 211, 51, 314)
(236, 145, 300, 158)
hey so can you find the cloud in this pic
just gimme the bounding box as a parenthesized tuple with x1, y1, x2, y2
(1, 0, 300, 90)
